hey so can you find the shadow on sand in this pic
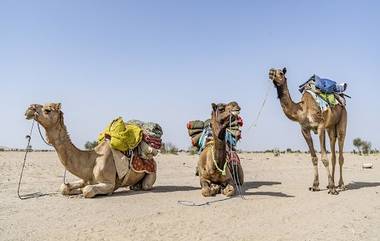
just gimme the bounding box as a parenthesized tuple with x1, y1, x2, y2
(242, 181, 294, 198)
(345, 182, 380, 191)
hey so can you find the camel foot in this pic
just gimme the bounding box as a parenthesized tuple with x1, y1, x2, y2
(328, 187, 339, 195)
(309, 186, 320, 192)
(130, 183, 143, 191)
(59, 183, 71, 195)
(222, 184, 235, 197)
(201, 187, 217, 197)
(82, 185, 97, 198)
(142, 184, 153, 191)
(210, 184, 221, 195)
(337, 184, 346, 191)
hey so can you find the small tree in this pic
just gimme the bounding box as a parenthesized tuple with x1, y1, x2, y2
(361, 141, 372, 155)
(160, 142, 178, 155)
(84, 140, 98, 150)
(353, 138, 363, 155)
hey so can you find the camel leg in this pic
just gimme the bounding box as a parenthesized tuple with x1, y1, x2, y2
(82, 183, 115, 198)
(222, 184, 235, 197)
(337, 110, 347, 190)
(200, 178, 219, 197)
(318, 127, 337, 195)
(82, 154, 116, 198)
(59, 179, 86, 195)
(301, 128, 319, 191)
(141, 173, 156, 191)
(327, 128, 337, 186)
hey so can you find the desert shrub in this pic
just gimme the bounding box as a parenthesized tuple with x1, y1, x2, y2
(161, 142, 178, 155)
(84, 140, 98, 150)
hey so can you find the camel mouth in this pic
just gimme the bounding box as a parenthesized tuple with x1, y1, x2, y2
(230, 110, 240, 116)
(25, 110, 36, 120)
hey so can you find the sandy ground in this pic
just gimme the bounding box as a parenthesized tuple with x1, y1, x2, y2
(0, 151, 379, 241)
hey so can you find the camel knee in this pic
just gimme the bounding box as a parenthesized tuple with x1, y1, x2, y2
(312, 156, 318, 166)
(321, 158, 329, 167)
(339, 156, 344, 166)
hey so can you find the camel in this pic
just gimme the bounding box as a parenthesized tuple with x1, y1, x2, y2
(25, 103, 156, 198)
(198, 101, 244, 197)
(269, 68, 347, 195)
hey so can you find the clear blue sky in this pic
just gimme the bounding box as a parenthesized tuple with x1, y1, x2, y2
(1, 0, 379, 151)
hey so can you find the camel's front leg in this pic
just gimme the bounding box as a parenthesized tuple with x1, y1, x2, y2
(82, 182, 115, 198)
(200, 178, 220, 197)
(318, 127, 337, 195)
(59, 179, 86, 195)
(301, 128, 320, 191)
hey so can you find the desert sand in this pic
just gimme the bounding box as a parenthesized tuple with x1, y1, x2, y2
(0, 151, 379, 241)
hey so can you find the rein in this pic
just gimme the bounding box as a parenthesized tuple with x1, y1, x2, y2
(17, 119, 67, 200)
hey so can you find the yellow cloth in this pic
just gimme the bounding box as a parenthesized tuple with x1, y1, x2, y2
(319, 93, 337, 105)
(98, 117, 143, 151)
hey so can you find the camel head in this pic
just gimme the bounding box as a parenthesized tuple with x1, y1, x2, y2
(269, 67, 287, 87)
(210, 101, 241, 140)
(25, 103, 62, 129)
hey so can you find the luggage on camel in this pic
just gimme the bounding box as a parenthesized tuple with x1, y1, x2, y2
(98, 117, 143, 152)
(298, 74, 349, 111)
(98, 117, 163, 179)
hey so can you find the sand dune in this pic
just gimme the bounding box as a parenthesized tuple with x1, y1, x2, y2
(0, 152, 379, 241)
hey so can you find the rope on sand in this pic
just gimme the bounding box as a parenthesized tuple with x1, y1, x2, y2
(177, 197, 233, 207)
(17, 120, 61, 200)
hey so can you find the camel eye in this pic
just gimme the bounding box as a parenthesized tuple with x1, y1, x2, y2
(44, 109, 51, 114)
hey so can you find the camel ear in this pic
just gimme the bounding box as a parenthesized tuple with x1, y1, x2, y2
(52, 103, 61, 111)
(282, 67, 287, 75)
(211, 103, 217, 111)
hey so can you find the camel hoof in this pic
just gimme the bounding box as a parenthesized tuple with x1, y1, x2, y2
(337, 185, 346, 191)
(309, 186, 320, 192)
(130, 183, 143, 191)
(82, 186, 97, 198)
(210, 184, 221, 195)
(201, 188, 215, 197)
(328, 188, 339, 195)
(222, 185, 235, 197)
(59, 183, 70, 195)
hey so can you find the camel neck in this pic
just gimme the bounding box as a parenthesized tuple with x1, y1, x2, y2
(212, 135, 227, 168)
(276, 80, 301, 122)
(45, 121, 95, 180)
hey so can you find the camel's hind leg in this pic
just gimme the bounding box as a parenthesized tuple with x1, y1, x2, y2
(82, 150, 116, 198)
(327, 128, 337, 186)
(318, 127, 337, 195)
(141, 173, 156, 190)
(301, 128, 320, 191)
(337, 109, 347, 190)
(59, 179, 86, 195)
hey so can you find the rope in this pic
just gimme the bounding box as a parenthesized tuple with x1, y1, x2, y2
(17, 120, 55, 200)
(177, 197, 232, 207)
(246, 83, 272, 132)
(227, 115, 246, 199)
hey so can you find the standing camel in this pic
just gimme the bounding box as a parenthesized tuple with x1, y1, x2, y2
(198, 102, 244, 197)
(25, 103, 156, 198)
(269, 68, 347, 195)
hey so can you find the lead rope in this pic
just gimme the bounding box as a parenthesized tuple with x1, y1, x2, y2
(227, 115, 246, 199)
(246, 83, 272, 132)
(17, 120, 54, 199)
